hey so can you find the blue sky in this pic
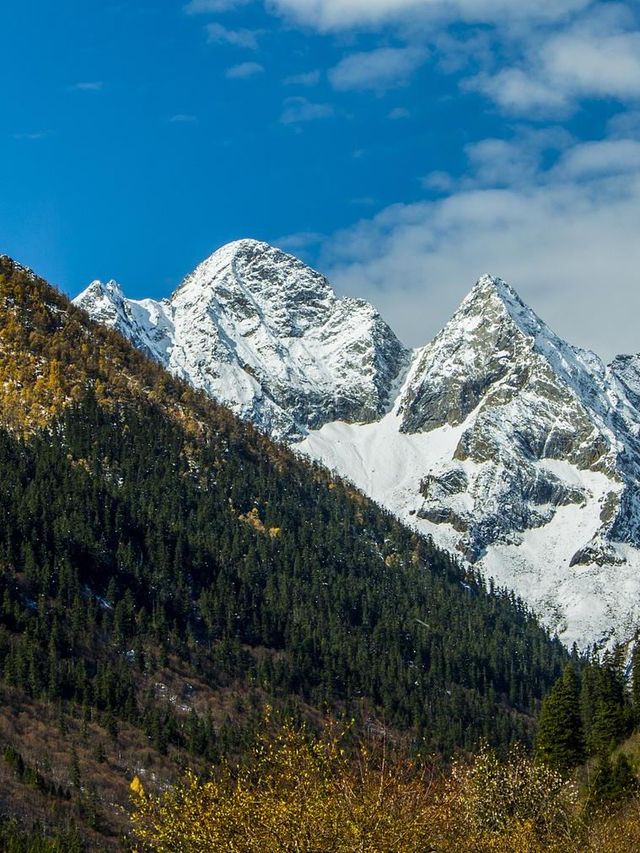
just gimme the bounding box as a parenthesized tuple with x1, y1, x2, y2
(1, 0, 640, 358)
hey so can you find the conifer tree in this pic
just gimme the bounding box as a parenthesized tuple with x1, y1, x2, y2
(631, 641, 640, 723)
(587, 648, 629, 756)
(588, 752, 637, 812)
(535, 664, 584, 773)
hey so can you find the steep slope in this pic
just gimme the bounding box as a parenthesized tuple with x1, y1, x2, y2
(0, 256, 568, 845)
(73, 243, 640, 649)
(302, 276, 640, 648)
(74, 240, 409, 440)
(611, 353, 640, 412)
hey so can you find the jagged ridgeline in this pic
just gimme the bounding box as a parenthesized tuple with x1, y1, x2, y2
(0, 258, 567, 770)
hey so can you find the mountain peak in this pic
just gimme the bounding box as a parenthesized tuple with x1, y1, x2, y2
(83, 278, 125, 300)
(196, 237, 273, 268)
(75, 278, 126, 317)
(458, 273, 542, 335)
(171, 238, 334, 307)
(218, 237, 272, 255)
(75, 240, 408, 440)
(470, 272, 510, 295)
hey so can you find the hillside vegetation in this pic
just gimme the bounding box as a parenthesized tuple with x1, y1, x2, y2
(0, 256, 569, 847)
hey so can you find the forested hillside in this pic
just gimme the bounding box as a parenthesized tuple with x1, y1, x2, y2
(0, 256, 569, 847)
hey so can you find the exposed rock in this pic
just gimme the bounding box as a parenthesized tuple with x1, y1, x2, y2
(75, 240, 410, 441)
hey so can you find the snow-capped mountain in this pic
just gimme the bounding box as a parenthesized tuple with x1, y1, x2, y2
(75, 240, 408, 440)
(74, 241, 640, 649)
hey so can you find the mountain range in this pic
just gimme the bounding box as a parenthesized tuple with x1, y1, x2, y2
(74, 239, 640, 649)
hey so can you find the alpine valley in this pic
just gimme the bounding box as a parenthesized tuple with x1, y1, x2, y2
(75, 239, 640, 650)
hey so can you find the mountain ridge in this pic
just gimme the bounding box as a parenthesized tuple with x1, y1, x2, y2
(76, 239, 409, 441)
(73, 240, 640, 649)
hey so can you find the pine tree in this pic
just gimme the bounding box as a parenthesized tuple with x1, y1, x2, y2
(587, 649, 629, 756)
(535, 664, 584, 773)
(588, 752, 637, 812)
(67, 748, 81, 789)
(631, 641, 640, 723)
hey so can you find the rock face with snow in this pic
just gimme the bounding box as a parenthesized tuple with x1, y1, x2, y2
(75, 242, 640, 649)
(396, 275, 639, 562)
(74, 240, 408, 440)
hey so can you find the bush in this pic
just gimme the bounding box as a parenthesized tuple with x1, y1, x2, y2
(130, 713, 437, 852)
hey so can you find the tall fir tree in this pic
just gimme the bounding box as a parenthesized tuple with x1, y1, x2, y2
(535, 664, 585, 773)
(631, 641, 640, 724)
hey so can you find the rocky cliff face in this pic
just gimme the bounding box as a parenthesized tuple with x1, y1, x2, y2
(394, 275, 640, 562)
(75, 240, 409, 440)
(75, 243, 640, 648)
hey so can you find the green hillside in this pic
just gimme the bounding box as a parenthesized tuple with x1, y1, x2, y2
(0, 256, 569, 847)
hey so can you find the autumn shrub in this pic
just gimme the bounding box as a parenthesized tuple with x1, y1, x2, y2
(130, 714, 438, 852)
(587, 795, 640, 852)
(438, 742, 584, 852)
(130, 716, 640, 853)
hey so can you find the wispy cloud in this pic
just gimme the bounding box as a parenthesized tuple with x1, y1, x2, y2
(169, 113, 198, 123)
(13, 130, 52, 141)
(268, 0, 591, 31)
(69, 81, 104, 92)
(184, 0, 250, 13)
(262, 0, 640, 120)
(329, 46, 427, 93)
(226, 62, 265, 79)
(280, 97, 334, 124)
(207, 22, 260, 49)
(421, 170, 454, 192)
(276, 231, 325, 250)
(350, 196, 377, 206)
(284, 70, 322, 86)
(467, 6, 640, 115)
(388, 106, 410, 119)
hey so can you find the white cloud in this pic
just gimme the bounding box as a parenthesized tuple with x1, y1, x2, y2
(264, 1, 640, 115)
(542, 29, 640, 100)
(388, 106, 410, 119)
(465, 138, 540, 186)
(276, 231, 325, 250)
(268, 0, 590, 31)
(329, 46, 427, 92)
(465, 128, 570, 186)
(469, 7, 640, 114)
(185, 0, 250, 12)
(608, 110, 640, 137)
(207, 22, 260, 49)
(468, 68, 569, 114)
(421, 170, 454, 192)
(556, 139, 640, 178)
(225, 61, 265, 78)
(169, 113, 198, 123)
(70, 81, 104, 92)
(13, 130, 52, 141)
(280, 96, 334, 124)
(319, 133, 640, 361)
(284, 70, 322, 86)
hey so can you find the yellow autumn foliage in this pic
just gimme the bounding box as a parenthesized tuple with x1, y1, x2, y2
(238, 506, 282, 538)
(130, 775, 145, 797)
(131, 717, 437, 852)
(130, 716, 623, 853)
(130, 713, 640, 852)
(0, 261, 226, 439)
